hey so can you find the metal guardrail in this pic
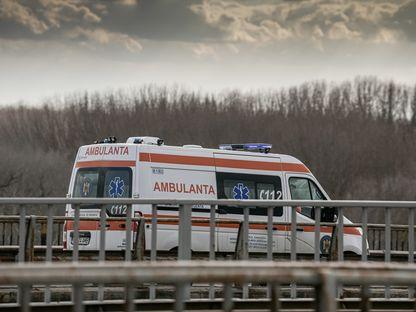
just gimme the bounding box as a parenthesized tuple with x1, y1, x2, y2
(0, 218, 411, 260)
(0, 197, 415, 307)
(3, 261, 416, 312)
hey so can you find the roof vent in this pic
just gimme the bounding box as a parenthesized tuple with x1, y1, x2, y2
(183, 145, 202, 148)
(127, 136, 164, 146)
(219, 143, 272, 154)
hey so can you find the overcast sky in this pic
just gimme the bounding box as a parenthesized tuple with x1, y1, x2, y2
(0, 0, 415, 105)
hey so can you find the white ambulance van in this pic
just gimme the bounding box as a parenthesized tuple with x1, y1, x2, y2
(64, 136, 363, 255)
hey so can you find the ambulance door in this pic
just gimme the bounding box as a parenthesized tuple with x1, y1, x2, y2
(102, 167, 134, 250)
(70, 168, 100, 251)
(145, 160, 218, 252)
(215, 172, 286, 254)
(285, 173, 329, 254)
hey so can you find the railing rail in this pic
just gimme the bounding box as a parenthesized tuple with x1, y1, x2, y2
(0, 197, 416, 206)
(2, 261, 416, 312)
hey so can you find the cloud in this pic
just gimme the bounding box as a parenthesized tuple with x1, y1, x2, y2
(0, 0, 48, 34)
(0, 0, 101, 34)
(67, 27, 142, 53)
(1, 0, 415, 59)
(116, 0, 138, 6)
(189, 0, 412, 47)
(0, 0, 142, 53)
(190, 43, 217, 59)
(39, 0, 101, 27)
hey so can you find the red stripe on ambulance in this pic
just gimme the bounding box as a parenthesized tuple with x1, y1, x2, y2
(139, 153, 310, 173)
(75, 160, 136, 168)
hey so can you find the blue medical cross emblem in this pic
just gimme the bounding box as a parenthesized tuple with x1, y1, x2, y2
(233, 183, 250, 200)
(108, 177, 125, 198)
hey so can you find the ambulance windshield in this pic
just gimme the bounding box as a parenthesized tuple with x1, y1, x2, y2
(73, 167, 132, 199)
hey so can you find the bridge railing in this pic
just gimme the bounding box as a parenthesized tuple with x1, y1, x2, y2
(2, 261, 416, 312)
(0, 198, 413, 259)
(0, 198, 415, 302)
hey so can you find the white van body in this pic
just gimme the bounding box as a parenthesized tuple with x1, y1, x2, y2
(64, 138, 363, 255)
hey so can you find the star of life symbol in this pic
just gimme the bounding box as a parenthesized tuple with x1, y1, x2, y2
(108, 177, 125, 198)
(233, 183, 250, 200)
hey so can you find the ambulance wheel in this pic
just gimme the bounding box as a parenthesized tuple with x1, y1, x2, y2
(344, 250, 359, 259)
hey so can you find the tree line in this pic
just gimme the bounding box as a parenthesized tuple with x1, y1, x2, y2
(0, 77, 415, 221)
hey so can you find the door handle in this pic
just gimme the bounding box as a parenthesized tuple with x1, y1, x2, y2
(296, 227, 304, 232)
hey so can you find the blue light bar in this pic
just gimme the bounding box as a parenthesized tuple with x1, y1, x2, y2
(219, 143, 272, 153)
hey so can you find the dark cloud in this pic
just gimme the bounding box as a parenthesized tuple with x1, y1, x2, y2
(1, 0, 415, 50)
(190, 0, 413, 46)
(0, 0, 223, 44)
(391, 0, 416, 41)
(100, 0, 223, 42)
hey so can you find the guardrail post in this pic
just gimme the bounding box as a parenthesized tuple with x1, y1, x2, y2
(409, 207, 415, 299)
(329, 219, 338, 261)
(270, 284, 281, 312)
(18, 205, 26, 263)
(209, 205, 216, 300)
(125, 205, 132, 261)
(45, 205, 53, 304)
(133, 217, 145, 261)
(178, 204, 191, 301)
(361, 207, 368, 262)
(222, 283, 234, 312)
(72, 205, 80, 262)
(19, 283, 31, 312)
(234, 222, 244, 260)
(316, 270, 337, 312)
(73, 282, 84, 312)
(150, 204, 157, 301)
(40, 221, 47, 246)
(178, 204, 192, 260)
(360, 285, 371, 312)
(314, 206, 321, 261)
(385, 207, 391, 299)
(267, 206, 273, 299)
(290, 206, 297, 299)
(337, 207, 344, 262)
(25, 216, 36, 262)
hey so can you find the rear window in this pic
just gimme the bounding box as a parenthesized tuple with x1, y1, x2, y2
(73, 167, 132, 216)
(73, 170, 99, 198)
(103, 169, 131, 199)
(74, 167, 132, 198)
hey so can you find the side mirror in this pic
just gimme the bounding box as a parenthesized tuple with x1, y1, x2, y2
(321, 207, 337, 222)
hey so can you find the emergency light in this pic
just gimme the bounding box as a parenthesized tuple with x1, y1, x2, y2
(219, 143, 272, 153)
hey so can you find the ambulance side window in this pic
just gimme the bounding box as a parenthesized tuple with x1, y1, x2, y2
(289, 177, 326, 219)
(216, 172, 283, 217)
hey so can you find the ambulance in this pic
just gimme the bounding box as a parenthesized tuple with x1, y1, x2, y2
(64, 136, 363, 255)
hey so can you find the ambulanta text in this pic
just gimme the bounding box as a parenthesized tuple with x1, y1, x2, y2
(84, 146, 129, 156)
(153, 182, 215, 195)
